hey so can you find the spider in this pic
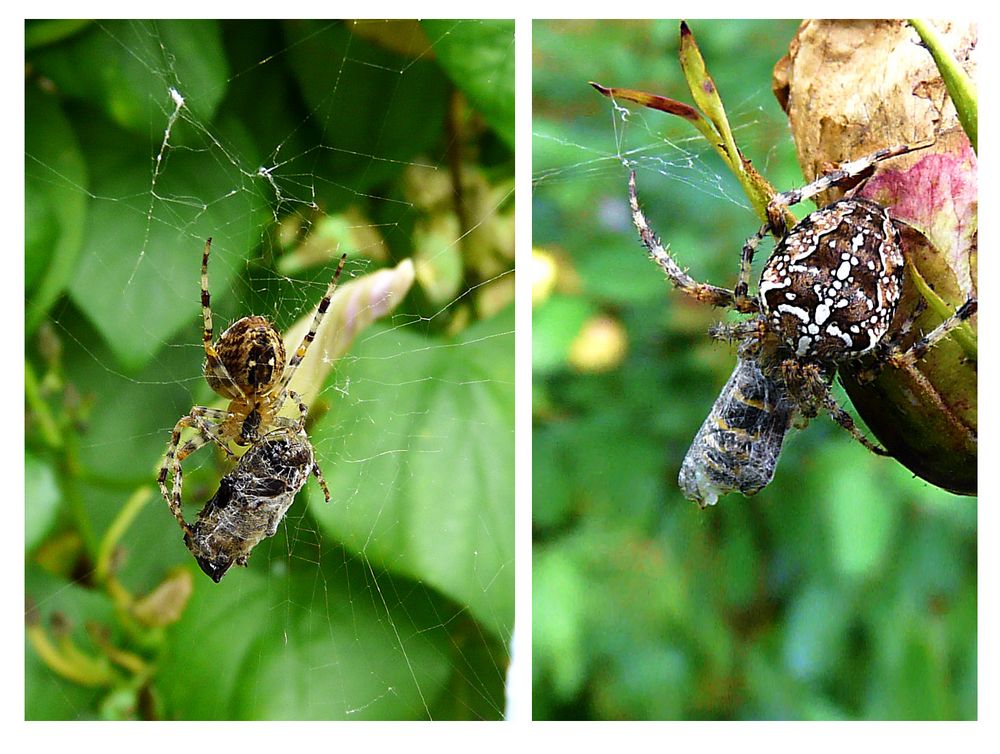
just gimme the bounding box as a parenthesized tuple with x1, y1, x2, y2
(628, 143, 977, 506)
(157, 238, 346, 540)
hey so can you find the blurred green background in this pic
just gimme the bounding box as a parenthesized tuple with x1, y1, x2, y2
(26, 19, 513, 720)
(532, 19, 976, 720)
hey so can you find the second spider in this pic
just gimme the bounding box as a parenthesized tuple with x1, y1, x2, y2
(628, 143, 976, 506)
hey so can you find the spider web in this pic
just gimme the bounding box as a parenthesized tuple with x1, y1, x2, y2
(25, 19, 513, 721)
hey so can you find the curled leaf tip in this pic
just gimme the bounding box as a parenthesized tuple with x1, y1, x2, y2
(590, 81, 611, 97)
(680, 20, 691, 37)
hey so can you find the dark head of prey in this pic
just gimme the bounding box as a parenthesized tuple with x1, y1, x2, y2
(240, 409, 262, 445)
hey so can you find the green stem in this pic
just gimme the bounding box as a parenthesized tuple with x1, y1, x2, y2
(95, 486, 154, 587)
(25, 359, 63, 449)
(908, 19, 977, 153)
(906, 262, 977, 359)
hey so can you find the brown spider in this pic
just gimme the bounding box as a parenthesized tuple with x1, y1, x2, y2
(157, 238, 346, 539)
(628, 143, 977, 506)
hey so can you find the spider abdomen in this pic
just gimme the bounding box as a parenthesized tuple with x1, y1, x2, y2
(758, 198, 903, 361)
(205, 315, 287, 398)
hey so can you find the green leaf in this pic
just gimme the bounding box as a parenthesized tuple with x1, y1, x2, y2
(31, 20, 228, 132)
(25, 84, 88, 334)
(25, 452, 61, 552)
(156, 558, 454, 719)
(533, 546, 589, 701)
(284, 20, 450, 188)
(308, 308, 514, 640)
(25, 19, 92, 50)
(422, 20, 515, 149)
(66, 114, 268, 371)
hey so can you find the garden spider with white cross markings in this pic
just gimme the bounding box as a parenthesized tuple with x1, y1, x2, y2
(157, 238, 346, 569)
(627, 142, 977, 507)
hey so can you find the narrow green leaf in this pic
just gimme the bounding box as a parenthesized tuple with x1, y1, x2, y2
(591, 24, 785, 229)
(909, 19, 977, 152)
(907, 262, 977, 359)
(677, 21, 781, 225)
(590, 82, 727, 166)
(678, 21, 740, 171)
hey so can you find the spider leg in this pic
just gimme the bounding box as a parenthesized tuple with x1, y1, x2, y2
(200, 238, 246, 400)
(819, 389, 891, 456)
(311, 461, 332, 504)
(291, 389, 332, 503)
(707, 318, 766, 345)
(158, 408, 235, 537)
(734, 224, 768, 309)
(629, 172, 757, 313)
(783, 360, 890, 456)
(158, 417, 204, 538)
(278, 253, 348, 394)
(887, 296, 977, 369)
(178, 407, 236, 461)
(852, 298, 928, 383)
(287, 389, 310, 429)
(766, 142, 934, 235)
(270, 390, 331, 504)
(268, 388, 310, 432)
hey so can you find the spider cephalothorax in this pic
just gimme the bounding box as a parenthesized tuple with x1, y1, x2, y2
(628, 143, 976, 506)
(157, 238, 346, 561)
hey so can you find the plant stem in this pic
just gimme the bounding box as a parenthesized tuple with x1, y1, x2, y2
(25, 359, 63, 449)
(908, 19, 977, 153)
(95, 485, 154, 588)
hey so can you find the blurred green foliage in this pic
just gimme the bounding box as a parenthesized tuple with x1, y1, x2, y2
(25, 19, 513, 720)
(532, 19, 975, 720)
